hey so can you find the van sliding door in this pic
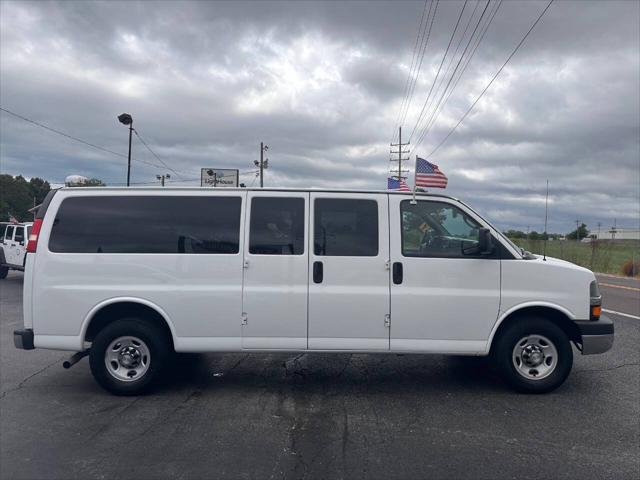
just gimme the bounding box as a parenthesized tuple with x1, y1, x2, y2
(308, 193, 390, 350)
(241, 192, 309, 349)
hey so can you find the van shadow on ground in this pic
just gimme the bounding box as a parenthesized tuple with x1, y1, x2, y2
(161, 352, 508, 395)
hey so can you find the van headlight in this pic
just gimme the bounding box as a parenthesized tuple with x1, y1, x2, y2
(590, 280, 602, 320)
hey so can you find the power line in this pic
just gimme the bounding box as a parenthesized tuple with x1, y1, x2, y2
(407, 1, 469, 142)
(0, 106, 174, 171)
(1, 106, 128, 159)
(397, 1, 439, 134)
(132, 129, 187, 180)
(391, 0, 431, 143)
(248, 172, 259, 187)
(437, 0, 503, 114)
(423, 0, 555, 160)
(415, 0, 502, 154)
(412, 0, 492, 152)
(439, 0, 483, 89)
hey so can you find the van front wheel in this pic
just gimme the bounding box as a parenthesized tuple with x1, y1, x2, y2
(492, 317, 573, 393)
(89, 318, 170, 395)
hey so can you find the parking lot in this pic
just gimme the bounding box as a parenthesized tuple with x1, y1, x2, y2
(1, 271, 638, 480)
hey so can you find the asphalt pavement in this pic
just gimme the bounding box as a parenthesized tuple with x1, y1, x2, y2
(1, 271, 638, 480)
(596, 273, 640, 318)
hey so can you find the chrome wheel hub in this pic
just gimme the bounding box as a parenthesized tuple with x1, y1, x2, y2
(118, 346, 141, 368)
(512, 334, 558, 380)
(105, 336, 150, 382)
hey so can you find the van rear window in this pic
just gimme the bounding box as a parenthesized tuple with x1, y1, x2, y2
(49, 196, 241, 254)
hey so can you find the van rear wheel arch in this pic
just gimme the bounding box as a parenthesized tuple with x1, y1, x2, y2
(84, 301, 175, 351)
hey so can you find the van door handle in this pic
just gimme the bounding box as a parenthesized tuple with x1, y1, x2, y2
(392, 262, 403, 285)
(313, 261, 323, 284)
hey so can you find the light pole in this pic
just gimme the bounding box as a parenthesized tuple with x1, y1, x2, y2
(156, 174, 170, 187)
(118, 113, 133, 186)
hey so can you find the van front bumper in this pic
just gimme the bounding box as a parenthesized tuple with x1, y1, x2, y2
(14, 328, 34, 350)
(574, 315, 614, 355)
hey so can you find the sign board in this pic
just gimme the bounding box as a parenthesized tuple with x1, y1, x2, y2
(200, 168, 239, 188)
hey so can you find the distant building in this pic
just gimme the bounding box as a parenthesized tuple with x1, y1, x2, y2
(594, 228, 640, 241)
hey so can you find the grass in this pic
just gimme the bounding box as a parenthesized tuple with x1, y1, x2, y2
(509, 238, 640, 276)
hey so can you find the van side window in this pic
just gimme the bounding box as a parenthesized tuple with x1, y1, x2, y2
(249, 197, 305, 255)
(401, 200, 481, 258)
(314, 199, 378, 256)
(49, 196, 242, 254)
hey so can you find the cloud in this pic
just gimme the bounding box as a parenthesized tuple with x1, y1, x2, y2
(0, 0, 638, 234)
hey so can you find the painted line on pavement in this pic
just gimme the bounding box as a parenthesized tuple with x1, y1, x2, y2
(599, 282, 640, 292)
(603, 309, 640, 320)
(596, 273, 634, 279)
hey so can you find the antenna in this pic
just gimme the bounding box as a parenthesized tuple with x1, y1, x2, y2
(543, 179, 549, 261)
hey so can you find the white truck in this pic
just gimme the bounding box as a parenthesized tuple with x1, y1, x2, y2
(14, 188, 613, 395)
(1, 222, 32, 278)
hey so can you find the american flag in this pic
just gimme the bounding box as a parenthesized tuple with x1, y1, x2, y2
(387, 177, 411, 192)
(415, 157, 448, 189)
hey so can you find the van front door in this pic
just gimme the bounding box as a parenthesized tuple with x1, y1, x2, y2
(308, 193, 390, 350)
(389, 197, 501, 353)
(242, 192, 309, 349)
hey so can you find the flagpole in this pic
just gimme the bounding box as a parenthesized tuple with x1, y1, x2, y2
(411, 155, 418, 204)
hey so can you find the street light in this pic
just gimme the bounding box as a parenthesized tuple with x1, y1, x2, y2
(118, 113, 133, 187)
(156, 174, 170, 187)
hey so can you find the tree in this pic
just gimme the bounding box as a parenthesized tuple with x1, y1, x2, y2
(67, 178, 106, 187)
(504, 229, 526, 239)
(29, 177, 51, 204)
(0, 174, 50, 222)
(567, 223, 589, 240)
(84, 178, 106, 187)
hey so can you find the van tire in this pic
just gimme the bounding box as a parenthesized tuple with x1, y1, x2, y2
(0, 266, 8, 279)
(89, 317, 171, 396)
(492, 316, 573, 393)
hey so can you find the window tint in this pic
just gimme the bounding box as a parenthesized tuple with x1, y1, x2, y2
(14, 227, 24, 243)
(249, 197, 305, 255)
(401, 200, 481, 258)
(49, 196, 242, 254)
(4, 226, 15, 242)
(314, 199, 378, 256)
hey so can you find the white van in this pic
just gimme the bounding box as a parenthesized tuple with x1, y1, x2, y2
(14, 188, 613, 395)
(1, 222, 32, 278)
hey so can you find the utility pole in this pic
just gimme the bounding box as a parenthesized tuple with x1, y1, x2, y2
(390, 126, 410, 181)
(575, 219, 581, 241)
(610, 218, 617, 240)
(156, 174, 170, 187)
(254, 142, 269, 188)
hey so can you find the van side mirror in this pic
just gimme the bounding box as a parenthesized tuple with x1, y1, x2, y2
(462, 228, 494, 256)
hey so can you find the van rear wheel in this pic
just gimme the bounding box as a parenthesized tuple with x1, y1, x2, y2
(89, 317, 170, 395)
(492, 317, 573, 393)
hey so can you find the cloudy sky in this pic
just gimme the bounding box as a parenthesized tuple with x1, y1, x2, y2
(1, 0, 638, 233)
